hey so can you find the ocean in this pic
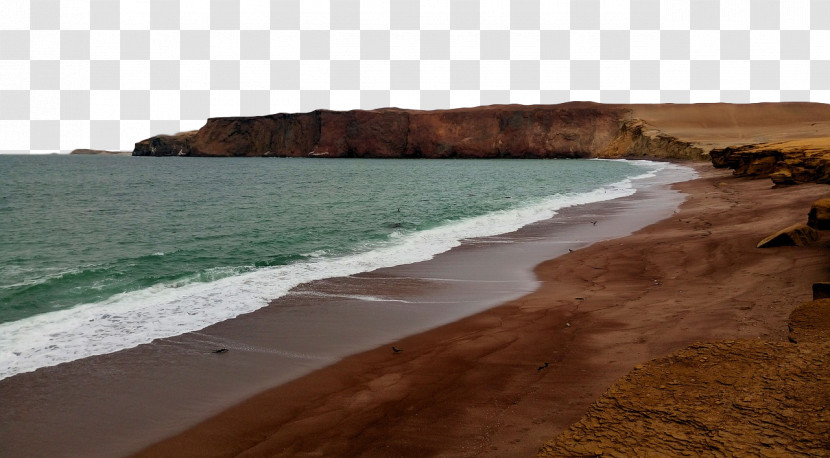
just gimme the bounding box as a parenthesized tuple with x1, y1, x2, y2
(0, 155, 682, 380)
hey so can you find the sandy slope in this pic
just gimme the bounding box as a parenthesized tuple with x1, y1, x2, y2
(629, 102, 830, 150)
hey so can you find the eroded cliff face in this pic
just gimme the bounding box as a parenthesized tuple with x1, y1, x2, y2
(133, 103, 639, 159)
(599, 119, 707, 161)
(133, 102, 830, 161)
(132, 130, 197, 157)
(133, 112, 321, 157)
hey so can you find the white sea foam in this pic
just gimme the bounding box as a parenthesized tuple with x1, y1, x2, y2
(303, 249, 329, 258)
(0, 161, 693, 380)
(289, 291, 413, 303)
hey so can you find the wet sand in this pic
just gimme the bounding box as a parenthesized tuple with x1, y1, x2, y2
(0, 163, 692, 457)
(131, 167, 830, 457)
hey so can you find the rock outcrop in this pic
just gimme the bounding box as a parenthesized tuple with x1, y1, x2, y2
(812, 282, 830, 300)
(538, 299, 830, 457)
(756, 223, 819, 248)
(133, 102, 830, 160)
(808, 198, 830, 229)
(710, 137, 830, 186)
(598, 118, 708, 161)
(132, 131, 198, 157)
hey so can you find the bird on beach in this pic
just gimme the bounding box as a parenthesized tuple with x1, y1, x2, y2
(212, 348, 229, 354)
(392, 346, 403, 353)
(537, 362, 549, 371)
(590, 221, 598, 226)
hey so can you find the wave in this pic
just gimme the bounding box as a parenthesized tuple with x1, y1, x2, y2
(0, 262, 117, 290)
(0, 161, 693, 380)
(289, 291, 413, 303)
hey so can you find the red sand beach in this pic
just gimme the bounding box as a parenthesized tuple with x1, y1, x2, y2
(6, 102, 829, 456)
(3, 160, 828, 457)
(130, 165, 830, 457)
(0, 161, 690, 457)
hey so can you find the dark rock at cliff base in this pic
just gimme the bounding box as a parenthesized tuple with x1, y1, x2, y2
(756, 223, 819, 248)
(812, 282, 830, 300)
(769, 169, 797, 186)
(808, 198, 830, 230)
(133, 131, 197, 156)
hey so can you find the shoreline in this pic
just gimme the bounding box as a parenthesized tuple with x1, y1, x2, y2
(0, 158, 671, 381)
(0, 161, 693, 458)
(132, 165, 830, 457)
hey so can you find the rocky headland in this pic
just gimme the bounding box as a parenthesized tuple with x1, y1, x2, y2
(132, 102, 830, 162)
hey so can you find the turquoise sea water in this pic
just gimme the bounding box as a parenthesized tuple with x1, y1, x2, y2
(0, 155, 666, 378)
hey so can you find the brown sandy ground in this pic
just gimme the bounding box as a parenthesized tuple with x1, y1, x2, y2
(133, 166, 830, 458)
(539, 239, 830, 456)
(539, 333, 830, 456)
(628, 103, 830, 151)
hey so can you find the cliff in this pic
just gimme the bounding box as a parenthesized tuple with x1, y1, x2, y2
(134, 103, 626, 158)
(597, 118, 707, 160)
(133, 102, 830, 160)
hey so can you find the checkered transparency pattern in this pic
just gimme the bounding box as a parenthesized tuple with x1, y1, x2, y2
(0, 0, 827, 153)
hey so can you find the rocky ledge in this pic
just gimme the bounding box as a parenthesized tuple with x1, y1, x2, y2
(539, 299, 830, 456)
(711, 137, 830, 186)
(133, 102, 830, 161)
